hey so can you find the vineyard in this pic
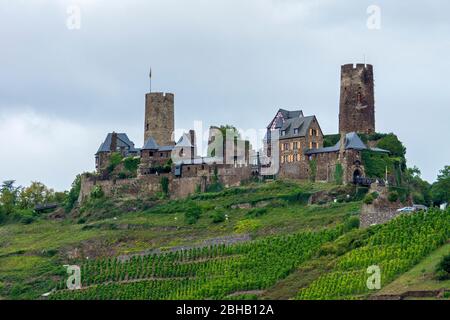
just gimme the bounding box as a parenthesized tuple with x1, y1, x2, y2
(49, 227, 345, 300)
(49, 209, 450, 300)
(297, 209, 450, 299)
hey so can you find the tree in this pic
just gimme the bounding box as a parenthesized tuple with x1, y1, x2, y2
(0, 180, 21, 215)
(377, 133, 406, 159)
(65, 175, 81, 212)
(404, 166, 431, 205)
(18, 181, 55, 209)
(431, 166, 450, 205)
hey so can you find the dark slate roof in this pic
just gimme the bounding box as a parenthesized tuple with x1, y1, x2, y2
(96, 133, 139, 154)
(142, 137, 159, 150)
(176, 133, 193, 148)
(142, 135, 174, 152)
(305, 132, 390, 155)
(344, 132, 367, 150)
(267, 108, 304, 129)
(158, 145, 174, 152)
(279, 116, 315, 139)
(279, 108, 304, 120)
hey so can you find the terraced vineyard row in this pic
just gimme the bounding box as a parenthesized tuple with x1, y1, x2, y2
(297, 209, 450, 299)
(50, 226, 345, 299)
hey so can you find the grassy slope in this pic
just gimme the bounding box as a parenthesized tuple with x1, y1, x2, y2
(376, 242, 450, 295)
(0, 180, 357, 299)
(5, 179, 447, 300)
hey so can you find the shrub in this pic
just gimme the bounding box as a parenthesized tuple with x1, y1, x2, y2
(64, 175, 81, 212)
(246, 208, 268, 217)
(207, 181, 224, 193)
(343, 216, 360, 232)
(123, 157, 140, 173)
(185, 207, 201, 224)
(309, 160, 317, 182)
(210, 209, 226, 223)
(323, 134, 340, 147)
(377, 133, 406, 159)
(20, 216, 35, 224)
(160, 177, 169, 196)
(234, 219, 261, 234)
(90, 186, 104, 199)
(334, 163, 344, 185)
(435, 254, 450, 280)
(354, 187, 369, 201)
(388, 191, 399, 202)
(363, 194, 374, 205)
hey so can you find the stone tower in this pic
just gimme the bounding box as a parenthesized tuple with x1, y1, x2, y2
(144, 92, 175, 146)
(339, 64, 375, 134)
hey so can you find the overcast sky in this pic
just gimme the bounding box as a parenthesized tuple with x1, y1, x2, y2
(1, 0, 449, 191)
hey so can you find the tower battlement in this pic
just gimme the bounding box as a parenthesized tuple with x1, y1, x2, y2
(339, 63, 375, 135)
(144, 92, 175, 146)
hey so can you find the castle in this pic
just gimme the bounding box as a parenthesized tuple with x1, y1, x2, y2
(267, 63, 388, 184)
(81, 63, 388, 202)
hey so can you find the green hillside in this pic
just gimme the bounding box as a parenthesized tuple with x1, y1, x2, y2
(1, 179, 449, 300)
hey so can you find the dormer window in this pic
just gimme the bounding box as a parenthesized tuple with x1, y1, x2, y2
(293, 128, 299, 135)
(281, 130, 286, 136)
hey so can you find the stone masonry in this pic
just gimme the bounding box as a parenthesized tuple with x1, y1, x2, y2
(339, 64, 375, 134)
(144, 92, 175, 146)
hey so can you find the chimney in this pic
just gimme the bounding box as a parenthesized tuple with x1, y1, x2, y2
(111, 132, 118, 152)
(189, 130, 196, 161)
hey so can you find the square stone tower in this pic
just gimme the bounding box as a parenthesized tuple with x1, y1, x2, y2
(339, 64, 375, 134)
(144, 92, 175, 146)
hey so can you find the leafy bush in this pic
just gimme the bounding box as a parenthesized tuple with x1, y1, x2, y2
(207, 181, 224, 193)
(354, 187, 369, 201)
(334, 163, 344, 185)
(64, 175, 81, 212)
(323, 134, 340, 147)
(20, 216, 35, 224)
(123, 157, 140, 173)
(160, 177, 169, 196)
(435, 254, 450, 280)
(210, 209, 226, 223)
(246, 208, 268, 218)
(234, 219, 261, 234)
(377, 133, 406, 159)
(388, 191, 399, 202)
(90, 186, 104, 199)
(361, 150, 393, 178)
(107, 152, 123, 173)
(185, 207, 201, 224)
(343, 216, 360, 232)
(363, 193, 375, 205)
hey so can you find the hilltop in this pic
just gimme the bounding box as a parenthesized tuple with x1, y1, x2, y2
(1, 178, 449, 300)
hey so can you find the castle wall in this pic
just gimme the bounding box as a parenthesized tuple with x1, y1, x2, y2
(144, 92, 175, 146)
(360, 184, 413, 228)
(79, 164, 252, 203)
(278, 149, 364, 184)
(339, 64, 375, 134)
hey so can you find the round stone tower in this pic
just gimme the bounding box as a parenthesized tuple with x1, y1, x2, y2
(339, 64, 375, 134)
(144, 92, 175, 146)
